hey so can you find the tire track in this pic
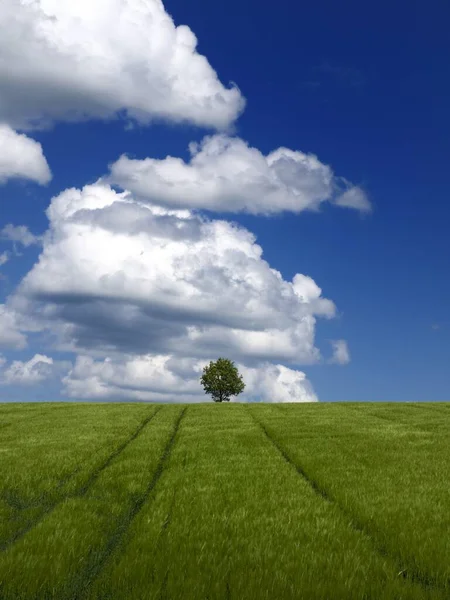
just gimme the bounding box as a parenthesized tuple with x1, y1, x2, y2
(2, 416, 150, 514)
(343, 404, 443, 434)
(149, 497, 175, 586)
(0, 406, 59, 429)
(225, 578, 231, 600)
(71, 406, 187, 600)
(158, 569, 170, 600)
(75, 407, 162, 497)
(406, 403, 450, 416)
(247, 407, 446, 593)
(149, 485, 179, 582)
(55, 465, 82, 491)
(344, 405, 416, 425)
(149, 450, 188, 586)
(154, 459, 183, 549)
(0, 407, 162, 552)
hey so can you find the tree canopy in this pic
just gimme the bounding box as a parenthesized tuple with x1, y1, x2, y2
(200, 358, 245, 402)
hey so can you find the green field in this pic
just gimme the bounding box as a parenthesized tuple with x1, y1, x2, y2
(0, 402, 448, 600)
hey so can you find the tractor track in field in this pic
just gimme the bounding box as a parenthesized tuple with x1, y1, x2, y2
(75, 407, 162, 496)
(0, 407, 162, 553)
(158, 569, 170, 600)
(0, 406, 60, 429)
(343, 404, 446, 434)
(151, 485, 179, 570)
(2, 424, 147, 514)
(406, 403, 450, 416)
(69, 406, 188, 600)
(55, 413, 158, 492)
(247, 406, 447, 594)
(344, 404, 425, 427)
(225, 578, 231, 600)
(149, 451, 187, 587)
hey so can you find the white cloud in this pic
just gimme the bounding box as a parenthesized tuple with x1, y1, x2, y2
(0, 0, 244, 131)
(109, 135, 371, 215)
(0, 305, 27, 349)
(63, 354, 203, 401)
(62, 354, 317, 403)
(335, 186, 371, 213)
(0, 354, 54, 385)
(0, 252, 9, 267)
(0, 3, 365, 403)
(329, 339, 350, 365)
(0, 124, 51, 184)
(239, 363, 318, 403)
(13, 182, 336, 368)
(1, 224, 42, 247)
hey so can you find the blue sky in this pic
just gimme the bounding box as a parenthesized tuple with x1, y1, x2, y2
(0, 0, 449, 402)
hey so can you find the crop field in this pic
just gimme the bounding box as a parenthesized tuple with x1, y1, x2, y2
(0, 402, 448, 599)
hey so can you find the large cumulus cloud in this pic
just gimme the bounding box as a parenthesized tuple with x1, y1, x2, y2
(7, 181, 348, 400)
(109, 135, 371, 215)
(13, 182, 335, 365)
(0, 0, 244, 130)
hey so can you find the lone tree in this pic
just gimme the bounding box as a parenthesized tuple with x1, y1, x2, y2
(200, 358, 245, 403)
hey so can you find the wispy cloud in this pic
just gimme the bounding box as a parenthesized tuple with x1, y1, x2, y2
(329, 340, 351, 365)
(1, 225, 42, 254)
(431, 321, 449, 331)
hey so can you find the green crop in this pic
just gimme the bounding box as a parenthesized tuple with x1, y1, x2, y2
(0, 402, 447, 600)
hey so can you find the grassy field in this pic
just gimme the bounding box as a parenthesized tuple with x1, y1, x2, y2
(0, 402, 448, 599)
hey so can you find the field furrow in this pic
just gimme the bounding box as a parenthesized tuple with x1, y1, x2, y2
(0, 406, 161, 551)
(251, 403, 450, 592)
(72, 406, 187, 599)
(250, 408, 439, 591)
(344, 403, 450, 434)
(0, 406, 182, 600)
(0, 402, 447, 600)
(75, 407, 163, 497)
(0, 404, 153, 506)
(83, 404, 438, 600)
